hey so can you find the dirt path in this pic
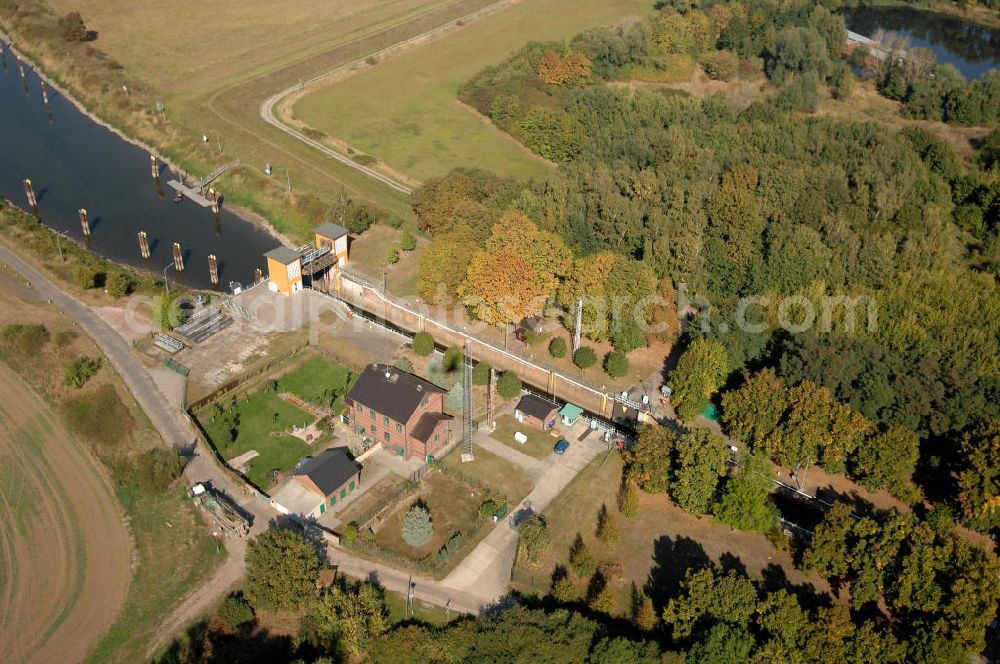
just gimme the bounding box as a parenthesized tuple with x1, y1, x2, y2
(0, 363, 131, 664)
(144, 536, 247, 659)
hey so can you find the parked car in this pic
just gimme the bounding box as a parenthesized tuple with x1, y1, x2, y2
(554, 439, 570, 455)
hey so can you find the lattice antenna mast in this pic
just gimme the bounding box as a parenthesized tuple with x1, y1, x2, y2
(572, 298, 583, 354)
(485, 367, 497, 431)
(461, 340, 474, 462)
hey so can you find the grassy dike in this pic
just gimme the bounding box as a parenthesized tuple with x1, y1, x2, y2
(0, 0, 413, 244)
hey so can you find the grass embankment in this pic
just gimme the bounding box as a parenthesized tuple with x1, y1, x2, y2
(292, 0, 654, 182)
(0, 270, 224, 663)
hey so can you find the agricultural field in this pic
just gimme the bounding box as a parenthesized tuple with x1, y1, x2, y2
(511, 454, 831, 615)
(194, 355, 354, 488)
(290, 0, 654, 182)
(0, 273, 223, 664)
(0, 363, 131, 664)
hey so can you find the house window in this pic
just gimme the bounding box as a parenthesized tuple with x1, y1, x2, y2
(349, 480, 355, 491)
(341, 488, 347, 499)
(320, 502, 325, 514)
(370, 408, 375, 417)
(330, 496, 336, 506)
(383, 431, 390, 442)
(434, 434, 439, 442)
(383, 415, 389, 425)
(371, 424, 377, 434)
(358, 426, 366, 435)
(420, 394, 428, 407)
(396, 423, 402, 433)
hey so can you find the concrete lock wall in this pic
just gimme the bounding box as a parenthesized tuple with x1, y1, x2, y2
(336, 277, 613, 420)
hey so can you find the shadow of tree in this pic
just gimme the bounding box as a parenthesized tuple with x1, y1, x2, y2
(644, 535, 711, 611)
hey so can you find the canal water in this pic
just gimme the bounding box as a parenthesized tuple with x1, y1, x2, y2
(0, 46, 280, 290)
(844, 7, 999, 81)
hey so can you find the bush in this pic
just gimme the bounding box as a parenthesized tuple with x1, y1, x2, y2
(402, 504, 433, 547)
(0, 324, 49, 354)
(496, 371, 522, 399)
(549, 337, 567, 358)
(568, 533, 596, 578)
(400, 230, 416, 251)
(73, 263, 98, 289)
(595, 504, 619, 544)
(388, 216, 404, 229)
(386, 247, 400, 264)
(344, 522, 360, 543)
(704, 50, 739, 81)
(62, 383, 133, 447)
(618, 478, 640, 518)
(104, 271, 131, 298)
(604, 351, 629, 379)
(130, 447, 183, 491)
(442, 346, 464, 372)
(573, 347, 597, 369)
(218, 592, 255, 631)
(394, 357, 414, 373)
(412, 332, 434, 356)
(344, 200, 378, 234)
(58, 11, 87, 41)
(471, 361, 491, 385)
(65, 356, 101, 388)
(518, 515, 552, 562)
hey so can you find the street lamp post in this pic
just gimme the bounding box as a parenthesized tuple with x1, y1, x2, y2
(162, 261, 176, 295)
(53, 230, 69, 262)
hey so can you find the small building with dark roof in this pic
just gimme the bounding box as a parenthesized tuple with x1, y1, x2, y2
(270, 446, 362, 518)
(514, 393, 558, 430)
(346, 364, 451, 461)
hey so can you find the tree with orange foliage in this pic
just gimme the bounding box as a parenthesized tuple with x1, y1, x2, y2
(461, 249, 544, 326)
(537, 50, 592, 85)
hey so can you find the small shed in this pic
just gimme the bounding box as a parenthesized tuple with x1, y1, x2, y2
(559, 402, 584, 426)
(517, 316, 545, 335)
(515, 393, 558, 430)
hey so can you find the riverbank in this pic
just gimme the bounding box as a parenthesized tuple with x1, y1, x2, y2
(862, 0, 1000, 29)
(0, 2, 386, 245)
(0, 32, 295, 252)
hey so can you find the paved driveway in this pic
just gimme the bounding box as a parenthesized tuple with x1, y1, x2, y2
(441, 435, 606, 602)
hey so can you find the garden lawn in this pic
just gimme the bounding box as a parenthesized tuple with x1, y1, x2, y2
(512, 453, 830, 615)
(490, 414, 558, 459)
(196, 390, 315, 489)
(292, 0, 654, 182)
(438, 443, 534, 504)
(278, 355, 354, 409)
(343, 224, 425, 296)
(374, 471, 484, 560)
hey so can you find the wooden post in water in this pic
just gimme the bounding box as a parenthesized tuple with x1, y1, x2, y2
(254, 268, 262, 284)
(79, 208, 90, 237)
(23, 179, 37, 210)
(138, 231, 150, 259)
(17, 58, 28, 94)
(208, 187, 219, 215)
(1, 42, 7, 72)
(150, 155, 159, 180)
(40, 80, 49, 107)
(172, 243, 184, 272)
(208, 254, 219, 286)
